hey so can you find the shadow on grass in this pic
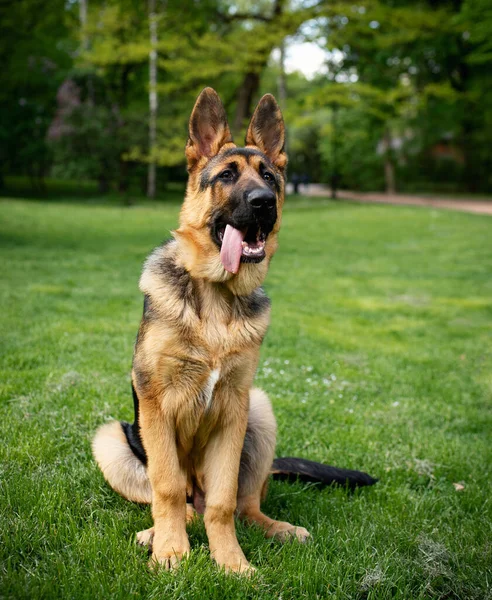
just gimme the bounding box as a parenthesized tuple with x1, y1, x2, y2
(0, 176, 186, 207)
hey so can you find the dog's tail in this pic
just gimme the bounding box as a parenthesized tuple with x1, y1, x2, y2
(92, 421, 152, 504)
(270, 457, 377, 490)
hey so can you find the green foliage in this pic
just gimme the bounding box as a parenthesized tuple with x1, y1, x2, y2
(460, 0, 492, 66)
(2, 0, 492, 193)
(277, 0, 492, 193)
(0, 0, 76, 185)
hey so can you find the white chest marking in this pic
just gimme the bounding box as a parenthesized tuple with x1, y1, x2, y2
(202, 369, 220, 411)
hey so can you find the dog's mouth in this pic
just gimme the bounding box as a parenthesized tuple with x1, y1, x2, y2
(217, 223, 267, 273)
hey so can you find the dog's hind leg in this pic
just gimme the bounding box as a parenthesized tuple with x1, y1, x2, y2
(92, 421, 152, 503)
(236, 388, 310, 542)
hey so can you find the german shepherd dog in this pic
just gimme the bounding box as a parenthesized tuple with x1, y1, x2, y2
(92, 88, 376, 574)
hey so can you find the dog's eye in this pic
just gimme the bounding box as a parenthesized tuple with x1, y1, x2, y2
(263, 172, 274, 183)
(219, 170, 234, 181)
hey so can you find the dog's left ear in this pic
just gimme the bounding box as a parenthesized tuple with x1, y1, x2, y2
(186, 87, 233, 169)
(245, 94, 286, 170)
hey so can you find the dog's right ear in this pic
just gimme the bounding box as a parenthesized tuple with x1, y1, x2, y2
(245, 94, 286, 170)
(186, 88, 233, 169)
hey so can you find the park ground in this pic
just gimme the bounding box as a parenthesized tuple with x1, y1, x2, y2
(1, 193, 491, 599)
(286, 183, 492, 216)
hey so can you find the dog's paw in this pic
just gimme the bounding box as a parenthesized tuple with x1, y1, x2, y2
(275, 525, 311, 543)
(148, 541, 190, 571)
(212, 548, 256, 576)
(148, 549, 189, 571)
(148, 534, 191, 571)
(265, 521, 311, 543)
(136, 527, 154, 551)
(217, 558, 257, 577)
(226, 562, 257, 577)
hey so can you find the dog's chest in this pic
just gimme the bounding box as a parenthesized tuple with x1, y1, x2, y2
(200, 368, 220, 410)
(195, 298, 267, 360)
(188, 307, 263, 414)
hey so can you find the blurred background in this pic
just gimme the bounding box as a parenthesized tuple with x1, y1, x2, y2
(1, 0, 491, 200)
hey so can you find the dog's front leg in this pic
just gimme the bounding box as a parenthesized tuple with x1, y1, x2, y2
(202, 398, 253, 575)
(140, 406, 189, 569)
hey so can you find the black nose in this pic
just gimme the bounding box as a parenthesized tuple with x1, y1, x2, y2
(247, 188, 276, 210)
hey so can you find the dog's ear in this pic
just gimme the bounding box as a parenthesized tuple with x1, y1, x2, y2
(186, 88, 233, 168)
(245, 94, 286, 169)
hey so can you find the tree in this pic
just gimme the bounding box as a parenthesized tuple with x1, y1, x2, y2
(147, 0, 158, 198)
(0, 0, 75, 188)
(314, 0, 490, 192)
(3, 0, 492, 195)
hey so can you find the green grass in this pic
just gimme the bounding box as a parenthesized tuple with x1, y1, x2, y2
(1, 195, 491, 599)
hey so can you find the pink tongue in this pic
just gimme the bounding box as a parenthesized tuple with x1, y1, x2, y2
(220, 224, 245, 274)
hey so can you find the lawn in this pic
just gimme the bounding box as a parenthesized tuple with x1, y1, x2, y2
(1, 196, 491, 599)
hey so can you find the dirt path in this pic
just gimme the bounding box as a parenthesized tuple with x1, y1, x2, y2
(289, 184, 492, 216)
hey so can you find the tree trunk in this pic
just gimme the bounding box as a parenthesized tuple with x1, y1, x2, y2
(383, 129, 396, 194)
(331, 105, 339, 199)
(98, 174, 109, 194)
(233, 71, 261, 136)
(452, 34, 476, 192)
(79, 0, 87, 36)
(79, 0, 94, 104)
(277, 41, 287, 110)
(277, 40, 288, 153)
(233, 0, 285, 136)
(118, 159, 129, 194)
(384, 158, 396, 195)
(147, 0, 158, 199)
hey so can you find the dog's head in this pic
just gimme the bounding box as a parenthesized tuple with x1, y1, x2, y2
(174, 87, 287, 296)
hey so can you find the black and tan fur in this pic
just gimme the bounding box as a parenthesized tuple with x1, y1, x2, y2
(92, 88, 376, 575)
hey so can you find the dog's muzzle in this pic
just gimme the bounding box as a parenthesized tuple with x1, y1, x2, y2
(212, 188, 278, 273)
